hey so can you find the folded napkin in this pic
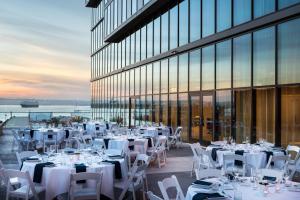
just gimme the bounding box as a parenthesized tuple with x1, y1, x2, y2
(65, 130, 70, 139)
(263, 176, 276, 182)
(83, 123, 87, 130)
(143, 137, 152, 147)
(193, 180, 213, 186)
(48, 134, 53, 139)
(234, 150, 244, 166)
(263, 151, 274, 166)
(102, 160, 122, 179)
(75, 163, 87, 184)
(104, 138, 110, 149)
(33, 162, 54, 183)
(30, 130, 34, 138)
(211, 148, 222, 161)
(128, 139, 135, 151)
(192, 192, 224, 200)
(20, 157, 39, 170)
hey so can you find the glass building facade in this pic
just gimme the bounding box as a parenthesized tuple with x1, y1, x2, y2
(88, 0, 300, 147)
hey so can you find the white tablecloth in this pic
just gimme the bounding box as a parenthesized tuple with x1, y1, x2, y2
(21, 157, 127, 200)
(185, 178, 300, 200)
(33, 128, 65, 142)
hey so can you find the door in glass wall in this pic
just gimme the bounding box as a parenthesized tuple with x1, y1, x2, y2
(190, 95, 201, 142)
(201, 92, 214, 144)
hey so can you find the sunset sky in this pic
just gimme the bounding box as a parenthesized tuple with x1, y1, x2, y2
(0, 0, 90, 100)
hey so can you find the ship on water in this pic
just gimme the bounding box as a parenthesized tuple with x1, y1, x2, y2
(20, 100, 39, 108)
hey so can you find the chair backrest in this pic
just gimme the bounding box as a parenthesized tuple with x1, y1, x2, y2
(132, 154, 150, 168)
(286, 145, 300, 161)
(147, 191, 163, 200)
(93, 139, 106, 149)
(290, 158, 300, 179)
(196, 148, 216, 169)
(196, 169, 222, 180)
(69, 172, 103, 200)
(4, 169, 38, 199)
(266, 155, 290, 170)
(108, 139, 129, 156)
(174, 127, 183, 137)
(260, 168, 284, 182)
(223, 154, 246, 176)
(82, 135, 93, 145)
(133, 139, 147, 154)
(158, 175, 185, 200)
(16, 150, 38, 169)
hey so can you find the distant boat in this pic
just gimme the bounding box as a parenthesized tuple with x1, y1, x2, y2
(20, 100, 39, 108)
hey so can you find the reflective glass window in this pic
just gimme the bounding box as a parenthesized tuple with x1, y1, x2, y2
(135, 67, 140, 95)
(216, 40, 231, 89)
(189, 49, 201, 91)
(190, 0, 201, 42)
(202, 0, 215, 37)
(141, 66, 146, 95)
(202, 45, 215, 90)
(279, 0, 300, 9)
(147, 21, 153, 58)
(216, 90, 232, 140)
(161, 94, 168, 126)
(254, 0, 275, 18)
(126, 36, 130, 66)
(130, 69, 134, 96)
(278, 18, 300, 84)
(161, 11, 169, 53)
(169, 56, 178, 93)
(233, 34, 251, 88)
(179, 93, 188, 141)
(141, 26, 147, 60)
(169, 93, 177, 131)
(170, 5, 178, 49)
(234, 0, 251, 26)
(136, 30, 141, 62)
(153, 61, 160, 94)
(153, 95, 160, 123)
(179, 0, 188, 46)
(161, 59, 168, 94)
(253, 27, 275, 86)
(147, 64, 153, 94)
(217, 0, 231, 32)
(154, 17, 161, 56)
(178, 53, 188, 92)
(130, 33, 135, 65)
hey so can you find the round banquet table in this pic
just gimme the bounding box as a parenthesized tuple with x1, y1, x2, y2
(185, 178, 300, 200)
(21, 153, 127, 200)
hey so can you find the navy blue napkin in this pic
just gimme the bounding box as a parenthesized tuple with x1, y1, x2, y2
(104, 138, 110, 149)
(75, 163, 87, 184)
(192, 193, 224, 200)
(102, 160, 122, 179)
(128, 139, 134, 151)
(234, 150, 244, 166)
(263, 151, 274, 166)
(211, 148, 222, 161)
(33, 162, 54, 183)
(30, 130, 34, 138)
(65, 130, 70, 139)
(193, 180, 213, 186)
(263, 176, 276, 182)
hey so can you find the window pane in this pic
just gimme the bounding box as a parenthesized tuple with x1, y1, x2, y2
(216, 40, 231, 89)
(233, 34, 251, 88)
(170, 93, 177, 131)
(147, 64, 152, 95)
(130, 33, 135, 64)
(202, 45, 215, 90)
(141, 26, 147, 60)
(179, 93, 188, 141)
(169, 56, 178, 93)
(190, 0, 201, 42)
(255, 88, 275, 144)
(126, 36, 130, 66)
(234, 0, 251, 26)
(170, 5, 178, 49)
(217, 0, 231, 32)
(278, 18, 300, 84)
(202, 0, 215, 37)
(146, 95, 152, 123)
(141, 66, 146, 95)
(161, 59, 168, 93)
(153, 95, 160, 123)
(281, 86, 300, 147)
(216, 90, 232, 141)
(135, 68, 140, 95)
(254, 0, 275, 18)
(253, 27, 275, 86)
(153, 61, 160, 94)
(161, 12, 169, 53)
(130, 69, 134, 96)
(279, 0, 300, 9)
(179, 0, 188, 46)
(189, 49, 201, 91)
(234, 89, 251, 143)
(147, 21, 153, 58)
(154, 17, 161, 56)
(161, 94, 168, 126)
(179, 53, 188, 92)
(136, 30, 141, 62)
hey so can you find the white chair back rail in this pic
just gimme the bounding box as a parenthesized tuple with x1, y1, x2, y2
(16, 150, 38, 169)
(266, 155, 290, 170)
(286, 145, 300, 162)
(158, 175, 185, 200)
(196, 169, 222, 180)
(69, 172, 103, 200)
(223, 154, 246, 176)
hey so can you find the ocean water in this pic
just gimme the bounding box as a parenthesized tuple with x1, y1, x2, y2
(0, 105, 91, 122)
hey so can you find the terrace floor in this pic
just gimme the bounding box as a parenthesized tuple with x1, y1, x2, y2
(0, 129, 196, 199)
